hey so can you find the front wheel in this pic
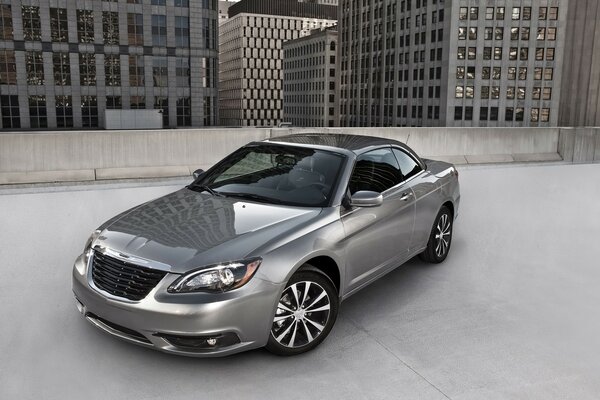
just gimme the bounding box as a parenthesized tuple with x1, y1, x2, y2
(265, 270, 338, 356)
(419, 206, 453, 263)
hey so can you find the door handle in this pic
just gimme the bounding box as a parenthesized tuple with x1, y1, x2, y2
(400, 192, 412, 201)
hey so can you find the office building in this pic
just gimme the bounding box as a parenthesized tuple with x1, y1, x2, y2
(0, 0, 219, 130)
(219, 0, 336, 126)
(338, 1, 567, 127)
(283, 27, 338, 127)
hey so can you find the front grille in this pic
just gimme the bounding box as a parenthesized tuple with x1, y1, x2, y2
(91, 251, 167, 301)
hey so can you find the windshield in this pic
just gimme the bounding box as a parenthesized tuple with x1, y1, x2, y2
(190, 144, 346, 207)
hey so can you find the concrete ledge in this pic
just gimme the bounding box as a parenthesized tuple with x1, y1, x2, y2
(426, 155, 468, 165)
(512, 152, 563, 162)
(465, 154, 515, 164)
(0, 170, 95, 185)
(95, 166, 190, 180)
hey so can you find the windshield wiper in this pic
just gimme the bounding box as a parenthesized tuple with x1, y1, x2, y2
(223, 192, 284, 204)
(187, 184, 225, 197)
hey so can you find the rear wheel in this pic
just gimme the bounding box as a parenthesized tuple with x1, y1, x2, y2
(265, 270, 338, 356)
(419, 206, 453, 263)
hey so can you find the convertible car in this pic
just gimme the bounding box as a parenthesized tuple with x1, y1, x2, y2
(72, 133, 460, 356)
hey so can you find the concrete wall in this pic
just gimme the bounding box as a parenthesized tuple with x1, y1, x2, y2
(0, 127, 598, 184)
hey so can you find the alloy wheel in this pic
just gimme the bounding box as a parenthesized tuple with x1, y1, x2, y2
(435, 213, 451, 258)
(271, 281, 331, 348)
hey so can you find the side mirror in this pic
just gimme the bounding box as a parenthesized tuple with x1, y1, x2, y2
(350, 191, 383, 207)
(192, 169, 205, 180)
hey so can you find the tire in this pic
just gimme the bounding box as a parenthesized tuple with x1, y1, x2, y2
(419, 206, 453, 263)
(265, 270, 339, 356)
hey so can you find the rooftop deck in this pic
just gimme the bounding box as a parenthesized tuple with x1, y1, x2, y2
(1, 162, 599, 399)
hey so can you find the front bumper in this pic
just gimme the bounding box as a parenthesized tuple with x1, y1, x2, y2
(72, 254, 283, 357)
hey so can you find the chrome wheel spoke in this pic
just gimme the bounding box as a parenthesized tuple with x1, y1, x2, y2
(301, 320, 314, 342)
(275, 319, 295, 342)
(300, 281, 311, 308)
(305, 290, 326, 310)
(290, 283, 300, 309)
(273, 313, 293, 323)
(307, 303, 330, 313)
(304, 316, 325, 333)
(277, 302, 294, 313)
(288, 321, 299, 347)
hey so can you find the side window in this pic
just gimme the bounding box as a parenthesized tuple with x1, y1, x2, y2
(392, 148, 423, 180)
(349, 148, 402, 194)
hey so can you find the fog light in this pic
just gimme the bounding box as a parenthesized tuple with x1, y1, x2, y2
(156, 332, 241, 350)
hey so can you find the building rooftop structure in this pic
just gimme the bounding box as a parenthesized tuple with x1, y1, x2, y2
(1, 161, 599, 399)
(229, 0, 337, 20)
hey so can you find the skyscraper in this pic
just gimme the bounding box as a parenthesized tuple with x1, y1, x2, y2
(219, 0, 336, 126)
(338, 1, 567, 128)
(0, 0, 219, 130)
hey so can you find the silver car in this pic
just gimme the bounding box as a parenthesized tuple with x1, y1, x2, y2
(72, 134, 460, 357)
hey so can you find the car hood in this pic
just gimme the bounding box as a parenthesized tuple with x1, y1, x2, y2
(94, 188, 321, 274)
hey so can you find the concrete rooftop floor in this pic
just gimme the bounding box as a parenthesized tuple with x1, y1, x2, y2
(1, 163, 599, 400)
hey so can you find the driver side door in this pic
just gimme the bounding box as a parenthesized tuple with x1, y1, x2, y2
(341, 147, 416, 295)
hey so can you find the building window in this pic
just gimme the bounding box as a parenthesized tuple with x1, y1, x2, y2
(512, 7, 520, 20)
(549, 7, 559, 20)
(177, 97, 191, 126)
(547, 27, 557, 41)
(523, 7, 532, 20)
(151, 0, 166, 5)
(482, 67, 490, 80)
(496, 7, 505, 20)
(0, 5, 13, 40)
(520, 48, 529, 60)
(106, 96, 122, 109)
(484, 27, 493, 40)
(175, 16, 189, 47)
(546, 48, 555, 61)
(521, 27, 530, 40)
(457, 47, 466, 60)
(26, 51, 44, 85)
(129, 55, 144, 86)
(1, 95, 20, 128)
(203, 18, 216, 49)
(483, 47, 491, 60)
(454, 106, 463, 120)
(544, 68, 554, 80)
(490, 107, 498, 121)
(537, 28, 546, 40)
(519, 67, 527, 80)
(491, 86, 500, 99)
(0, 50, 17, 85)
(128, 13, 144, 46)
(81, 95, 98, 128)
(509, 47, 517, 60)
(468, 47, 476, 60)
(539, 7, 547, 20)
(50, 8, 68, 42)
(53, 53, 71, 86)
(155, 97, 169, 127)
(531, 108, 539, 122)
(535, 48, 544, 61)
(456, 66, 465, 79)
(515, 107, 524, 121)
(505, 108, 514, 122)
(105, 55, 121, 86)
(458, 27, 466, 40)
(151, 14, 167, 46)
(480, 107, 488, 121)
(103, 11, 119, 45)
(464, 106, 473, 121)
(510, 27, 519, 41)
(532, 87, 541, 100)
(77, 10, 94, 43)
(466, 66, 475, 79)
(541, 108, 550, 122)
(517, 87, 526, 99)
(153, 57, 168, 87)
(508, 67, 516, 80)
(543, 88, 552, 100)
(176, 57, 190, 87)
(459, 7, 468, 20)
(481, 86, 490, 99)
(55, 95, 73, 128)
(79, 53, 96, 86)
(534, 67, 543, 80)
(29, 96, 47, 128)
(466, 86, 474, 99)
(470, 7, 478, 20)
(175, 0, 189, 7)
(130, 96, 145, 109)
(455, 86, 464, 98)
(204, 96, 214, 126)
(485, 7, 494, 20)
(495, 27, 504, 40)
(494, 47, 502, 60)
(469, 27, 477, 40)
(22, 6, 41, 41)
(507, 87, 515, 99)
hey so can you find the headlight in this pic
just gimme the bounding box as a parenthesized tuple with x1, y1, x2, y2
(168, 258, 262, 293)
(84, 229, 102, 253)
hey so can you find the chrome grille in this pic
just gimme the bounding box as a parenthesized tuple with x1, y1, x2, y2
(91, 251, 167, 301)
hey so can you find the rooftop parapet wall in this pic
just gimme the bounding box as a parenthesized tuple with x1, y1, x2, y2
(0, 127, 598, 185)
